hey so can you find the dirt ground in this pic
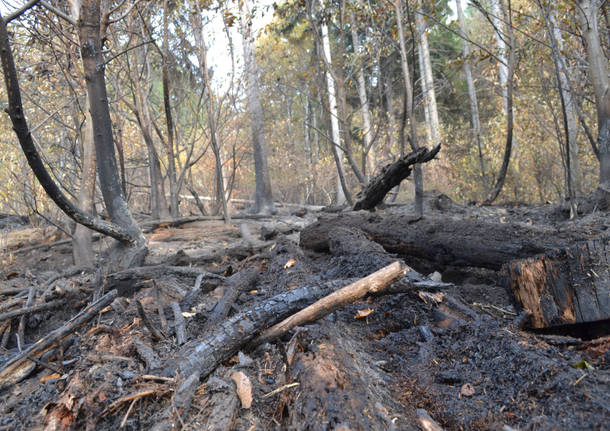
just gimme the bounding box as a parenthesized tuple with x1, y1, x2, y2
(0, 199, 608, 430)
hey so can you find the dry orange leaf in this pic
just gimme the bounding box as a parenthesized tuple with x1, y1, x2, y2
(355, 308, 374, 319)
(40, 373, 61, 383)
(283, 259, 296, 269)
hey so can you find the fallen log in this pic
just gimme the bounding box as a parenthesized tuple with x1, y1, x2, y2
(300, 212, 587, 270)
(161, 262, 407, 379)
(501, 237, 610, 328)
(0, 289, 118, 391)
(353, 145, 441, 211)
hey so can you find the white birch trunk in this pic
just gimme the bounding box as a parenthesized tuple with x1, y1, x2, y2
(321, 21, 347, 204)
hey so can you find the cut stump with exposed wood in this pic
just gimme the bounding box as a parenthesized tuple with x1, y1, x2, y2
(501, 237, 609, 328)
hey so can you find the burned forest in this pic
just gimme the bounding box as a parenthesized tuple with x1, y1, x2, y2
(0, 0, 608, 430)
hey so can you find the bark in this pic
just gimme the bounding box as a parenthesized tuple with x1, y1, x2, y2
(239, 1, 276, 214)
(320, 20, 350, 205)
(162, 0, 179, 218)
(353, 145, 441, 211)
(394, 0, 424, 216)
(490, 0, 509, 116)
(455, 0, 488, 197)
(415, 4, 440, 146)
(0, 10, 136, 243)
(501, 237, 610, 328)
(72, 103, 96, 268)
(578, 0, 610, 203)
(350, 12, 375, 178)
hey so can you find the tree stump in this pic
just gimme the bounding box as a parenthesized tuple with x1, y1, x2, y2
(501, 237, 609, 328)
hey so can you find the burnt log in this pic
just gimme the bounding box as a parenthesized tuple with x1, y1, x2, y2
(501, 237, 610, 328)
(300, 212, 576, 270)
(353, 144, 441, 211)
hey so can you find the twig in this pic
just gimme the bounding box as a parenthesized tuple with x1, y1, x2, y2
(120, 398, 138, 428)
(140, 375, 175, 383)
(136, 300, 164, 341)
(105, 388, 166, 414)
(24, 353, 62, 375)
(261, 382, 300, 399)
(17, 287, 36, 351)
(0, 320, 11, 349)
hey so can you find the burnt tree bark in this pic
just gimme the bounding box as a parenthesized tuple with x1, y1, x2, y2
(353, 145, 441, 211)
(300, 212, 594, 270)
(501, 237, 609, 328)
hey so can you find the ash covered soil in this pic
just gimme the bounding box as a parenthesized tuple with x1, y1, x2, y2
(0, 199, 608, 430)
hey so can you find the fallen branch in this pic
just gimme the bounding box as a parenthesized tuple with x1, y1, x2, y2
(0, 289, 118, 390)
(252, 261, 408, 345)
(162, 262, 407, 380)
(0, 299, 65, 322)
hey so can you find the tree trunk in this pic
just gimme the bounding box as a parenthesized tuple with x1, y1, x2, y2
(415, 5, 440, 147)
(77, 0, 146, 265)
(394, 0, 423, 216)
(578, 0, 610, 207)
(193, 6, 230, 223)
(550, 11, 581, 195)
(239, 1, 276, 214)
(455, 0, 488, 197)
(350, 12, 375, 178)
(483, 0, 516, 205)
(320, 20, 350, 205)
(162, 0, 179, 218)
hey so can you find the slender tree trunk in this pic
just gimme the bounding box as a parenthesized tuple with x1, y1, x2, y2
(455, 0, 488, 198)
(239, 0, 276, 214)
(577, 0, 610, 196)
(393, 0, 423, 216)
(550, 11, 581, 195)
(483, 0, 516, 205)
(383, 56, 399, 158)
(415, 5, 440, 146)
(540, 2, 577, 217)
(490, 0, 509, 116)
(193, 6, 230, 223)
(320, 20, 349, 205)
(77, 0, 144, 247)
(162, 0, 179, 218)
(350, 12, 375, 178)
